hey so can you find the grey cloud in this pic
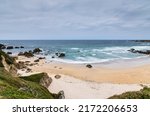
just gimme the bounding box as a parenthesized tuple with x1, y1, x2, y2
(0, 0, 150, 39)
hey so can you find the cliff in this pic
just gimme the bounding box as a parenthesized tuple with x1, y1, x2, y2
(0, 50, 58, 99)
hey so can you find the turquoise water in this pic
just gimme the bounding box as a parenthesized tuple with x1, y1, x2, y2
(0, 40, 150, 63)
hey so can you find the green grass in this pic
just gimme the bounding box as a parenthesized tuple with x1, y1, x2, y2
(0, 68, 57, 99)
(109, 87, 150, 99)
(20, 73, 47, 83)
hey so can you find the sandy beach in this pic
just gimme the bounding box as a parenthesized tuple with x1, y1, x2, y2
(17, 56, 150, 98)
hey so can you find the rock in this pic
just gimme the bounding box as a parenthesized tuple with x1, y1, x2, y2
(15, 47, 19, 49)
(25, 61, 30, 64)
(52, 56, 55, 58)
(20, 46, 24, 48)
(7, 52, 12, 55)
(58, 90, 65, 99)
(8, 65, 18, 77)
(40, 73, 52, 88)
(33, 48, 42, 54)
(54, 75, 61, 79)
(34, 59, 39, 62)
(55, 52, 65, 58)
(39, 57, 45, 60)
(18, 51, 34, 58)
(26, 68, 32, 73)
(86, 64, 92, 68)
(0, 44, 6, 49)
(16, 61, 26, 69)
(134, 40, 150, 42)
(6, 46, 13, 49)
(128, 48, 150, 55)
(24, 51, 34, 58)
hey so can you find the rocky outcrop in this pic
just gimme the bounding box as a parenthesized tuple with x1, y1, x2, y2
(86, 64, 93, 68)
(55, 52, 65, 58)
(128, 48, 150, 55)
(33, 48, 42, 54)
(6, 46, 13, 49)
(39, 73, 52, 88)
(1, 55, 17, 77)
(0, 44, 6, 49)
(18, 51, 34, 58)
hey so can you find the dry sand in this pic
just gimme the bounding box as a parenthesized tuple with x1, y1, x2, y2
(17, 56, 150, 98)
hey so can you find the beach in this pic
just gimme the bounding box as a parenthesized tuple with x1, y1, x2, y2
(17, 56, 150, 99)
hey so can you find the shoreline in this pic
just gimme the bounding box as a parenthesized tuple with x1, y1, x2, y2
(17, 55, 150, 84)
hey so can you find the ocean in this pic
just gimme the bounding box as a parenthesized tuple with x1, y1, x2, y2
(0, 40, 150, 64)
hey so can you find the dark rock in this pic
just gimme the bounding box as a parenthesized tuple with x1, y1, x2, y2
(39, 57, 45, 60)
(40, 73, 52, 88)
(7, 52, 12, 55)
(33, 48, 42, 54)
(25, 61, 30, 64)
(15, 47, 19, 49)
(55, 52, 65, 58)
(86, 64, 93, 68)
(128, 48, 150, 55)
(6, 46, 13, 49)
(34, 59, 39, 62)
(0, 44, 6, 49)
(26, 68, 32, 73)
(58, 90, 65, 99)
(54, 75, 61, 79)
(18, 51, 34, 58)
(52, 56, 55, 58)
(20, 46, 24, 48)
(133, 40, 150, 42)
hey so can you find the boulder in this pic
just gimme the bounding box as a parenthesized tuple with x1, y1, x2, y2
(52, 56, 55, 58)
(26, 68, 32, 73)
(55, 52, 65, 58)
(54, 75, 61, 79)
(86, 64, 93, 68)
(34, 59, 40, 62)
(128, 49, 150, 55)
(7, 52, 12, 55)
(6, 46, 13, 49)
(58, 90, 65, 99)
(15, 47, 19, 49)
(20, 46, 24, 48)
(18, 51, 34, 58)
(40, 73, 52, 88)
(33, 48, 42, 54)
(39, 57, 45, 60)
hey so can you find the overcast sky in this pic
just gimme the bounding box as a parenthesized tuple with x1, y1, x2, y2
(0, 0, 150, 40)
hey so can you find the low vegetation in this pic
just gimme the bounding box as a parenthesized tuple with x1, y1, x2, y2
(0, 50, 58, 99)
(109, 87, 150, 99)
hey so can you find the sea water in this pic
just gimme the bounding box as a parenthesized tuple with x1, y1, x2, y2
(0, 40, 150, 64)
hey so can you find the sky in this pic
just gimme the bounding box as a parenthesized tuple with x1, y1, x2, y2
(0, 0, 150, 40)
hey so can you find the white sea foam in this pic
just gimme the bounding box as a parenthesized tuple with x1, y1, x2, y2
(70, 48, 80, 50)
